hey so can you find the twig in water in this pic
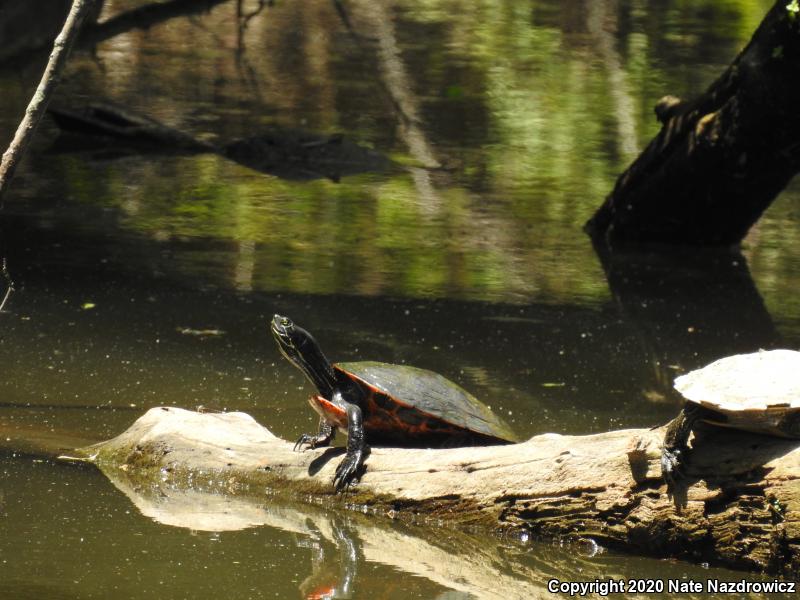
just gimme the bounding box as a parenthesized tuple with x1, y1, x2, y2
(0, 258, 14, 313)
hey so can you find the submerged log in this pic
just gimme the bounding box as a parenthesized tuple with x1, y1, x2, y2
(586, 0, 800, 246)
(65, 407, 800, 575)
(48, 103, 214, 152)
(47, 102, 394, 181)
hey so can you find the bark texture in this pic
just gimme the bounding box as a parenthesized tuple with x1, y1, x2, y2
(586, 1, 800, 246)
(67, 407, 800, 575)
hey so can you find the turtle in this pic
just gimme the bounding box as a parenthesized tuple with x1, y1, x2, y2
(661, 349, 800, 485)
(270, 314, 517, 491)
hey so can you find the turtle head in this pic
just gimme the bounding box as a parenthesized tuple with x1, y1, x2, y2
(270, 315, 336, 397)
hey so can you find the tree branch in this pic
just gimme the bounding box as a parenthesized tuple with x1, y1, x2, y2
(0, 0, 99, 201)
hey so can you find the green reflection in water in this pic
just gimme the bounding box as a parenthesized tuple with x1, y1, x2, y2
(20, 0, 777, 309)
(2, 1, 800, 596)
(1, 0, 796, 319)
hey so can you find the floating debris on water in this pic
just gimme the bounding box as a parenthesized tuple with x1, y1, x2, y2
(177, 327, 225, 338)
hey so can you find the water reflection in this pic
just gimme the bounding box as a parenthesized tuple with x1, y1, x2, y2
(47, 101, 395, 182)
(594, 243, 781, 400)
(0, 229, 696, 446)
(2, 439, 798, 599)
(0, 217, 794, 448)
(73, 451, 790, 600)
(3, 0, 790, 312)
(1, 0, 799, 595)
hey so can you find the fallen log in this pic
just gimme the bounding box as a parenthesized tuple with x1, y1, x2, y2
(64, 406, 800, 575)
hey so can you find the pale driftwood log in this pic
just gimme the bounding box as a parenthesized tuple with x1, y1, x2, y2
(65, 407, 800, 575)
(90, 451, 717, 600)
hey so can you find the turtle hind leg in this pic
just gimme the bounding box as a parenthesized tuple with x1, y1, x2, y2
(294, 418, 336, 451)
(661, 403, 707, 486)
(334, 402, 368, 492)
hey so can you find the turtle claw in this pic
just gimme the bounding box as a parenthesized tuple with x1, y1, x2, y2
(294, 433, 317, 452)
(333, 450, 363, 493)
(661, 446, 686, 488)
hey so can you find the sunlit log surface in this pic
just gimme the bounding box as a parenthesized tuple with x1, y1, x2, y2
(65, 407, 800, 575)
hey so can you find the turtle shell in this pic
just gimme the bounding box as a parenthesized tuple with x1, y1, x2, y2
(674, 349, 800, 438)
(334, 361, 518, 446)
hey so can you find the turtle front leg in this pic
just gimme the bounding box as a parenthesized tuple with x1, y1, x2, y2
(334, 402, 367, 492)
(661, 403, 705, 486)
(294, 418, 336, 451)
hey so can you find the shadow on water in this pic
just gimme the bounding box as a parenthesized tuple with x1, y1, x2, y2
(592, 241, 782, 404)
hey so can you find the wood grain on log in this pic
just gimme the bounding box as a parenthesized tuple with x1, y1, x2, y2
(64, 407, 800, 575)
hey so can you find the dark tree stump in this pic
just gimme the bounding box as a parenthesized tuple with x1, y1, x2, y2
(586, 1, 800, 246)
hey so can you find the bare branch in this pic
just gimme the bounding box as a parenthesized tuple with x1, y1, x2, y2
(0, 0, 100, 201)
(0, 258, 13, 313)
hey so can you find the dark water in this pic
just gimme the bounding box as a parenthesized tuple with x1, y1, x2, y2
(1, 0, 798, 597)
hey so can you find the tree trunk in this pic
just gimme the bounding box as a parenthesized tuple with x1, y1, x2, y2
(65, 407, 800, 575)
(585, 0, 800, 246)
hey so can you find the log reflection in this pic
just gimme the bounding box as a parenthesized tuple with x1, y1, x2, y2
(593, 242, 781, 404)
